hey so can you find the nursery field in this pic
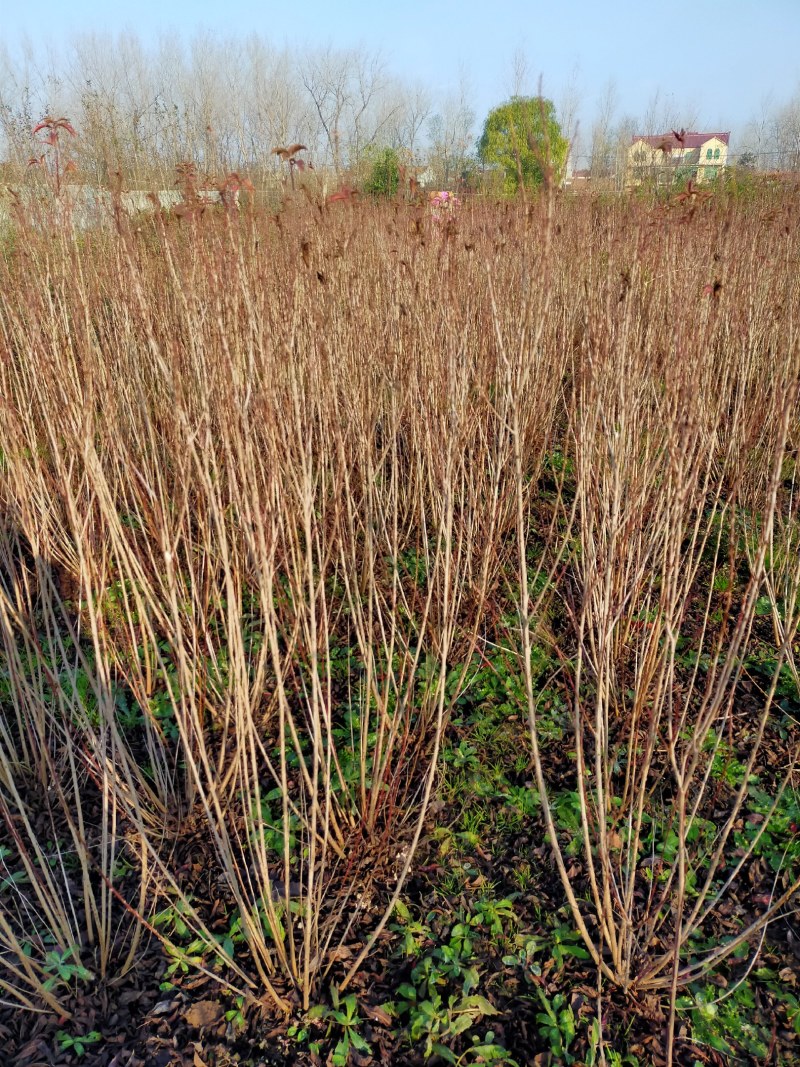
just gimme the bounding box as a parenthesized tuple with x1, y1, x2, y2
(0, 185, 799, 1066)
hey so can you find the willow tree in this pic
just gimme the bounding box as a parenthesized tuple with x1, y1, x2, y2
(478, 95, 569, 194)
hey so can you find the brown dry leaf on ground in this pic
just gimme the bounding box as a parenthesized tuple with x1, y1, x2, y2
(183, 1000, 224, 1029)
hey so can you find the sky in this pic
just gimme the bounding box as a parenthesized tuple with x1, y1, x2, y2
(4, 0, 799, 154)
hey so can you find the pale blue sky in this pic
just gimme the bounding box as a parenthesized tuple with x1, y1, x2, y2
(4, 0, 798, 150)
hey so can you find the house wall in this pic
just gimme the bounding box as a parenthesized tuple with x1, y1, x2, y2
(626, 140, 676, 187)
(627, 136, 729, 187)
(696, 137, 729, 183)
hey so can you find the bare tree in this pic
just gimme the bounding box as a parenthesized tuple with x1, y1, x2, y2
(641, 88, 699, 137)
(379, 79, 431, 162)
(612, 114, 638, 190)
(738, 93, 775, 170)
(0, 38, 69, 167)
(301, 46, 398, 173)
(0, 43, 38, 165)
(427, 74, 475, 186)
(404, 84, 433, 162)
(773, 90, 800, 170)
(508, 46, 532, 100)
(245, 37, 314, 172)
(0, 33, 458, 186)
(589, 79, 618, 178)
(556, 64, 583, 154)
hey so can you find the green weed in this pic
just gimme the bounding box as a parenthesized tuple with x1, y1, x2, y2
(307, 987, 371, 1067)
(55, 1030, 102, 1058)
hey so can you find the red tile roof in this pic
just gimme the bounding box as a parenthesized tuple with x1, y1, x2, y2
(631, 131, 730, 150)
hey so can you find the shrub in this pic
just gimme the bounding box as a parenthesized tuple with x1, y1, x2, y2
(364, 146, 400, 198)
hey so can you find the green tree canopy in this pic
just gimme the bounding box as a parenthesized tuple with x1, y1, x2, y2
(364, 146, 400, 198)
(477, 96, 569, 194)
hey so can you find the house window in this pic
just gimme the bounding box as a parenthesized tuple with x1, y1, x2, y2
(705, 166, 718, 181)
(714, 148, 720, 159)
(706, 148, 713, 159)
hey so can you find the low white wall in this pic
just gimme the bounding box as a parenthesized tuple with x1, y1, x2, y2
(0, 185, 233, 231)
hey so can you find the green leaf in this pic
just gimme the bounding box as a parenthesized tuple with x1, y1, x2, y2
(450, 1014, 474, 1036)
(561, 944, 591, 959)
(332, 1037, 350, 1066)
(471, 1046, 515, 1064)
(558, 1009, 576, 1041)
(350, 1032, 371, 1053)
(394, 900, 411, 920)
(462, 966, 481, 995)
(342, 993, 358, 1018)
(460, 995, 499, 1016)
